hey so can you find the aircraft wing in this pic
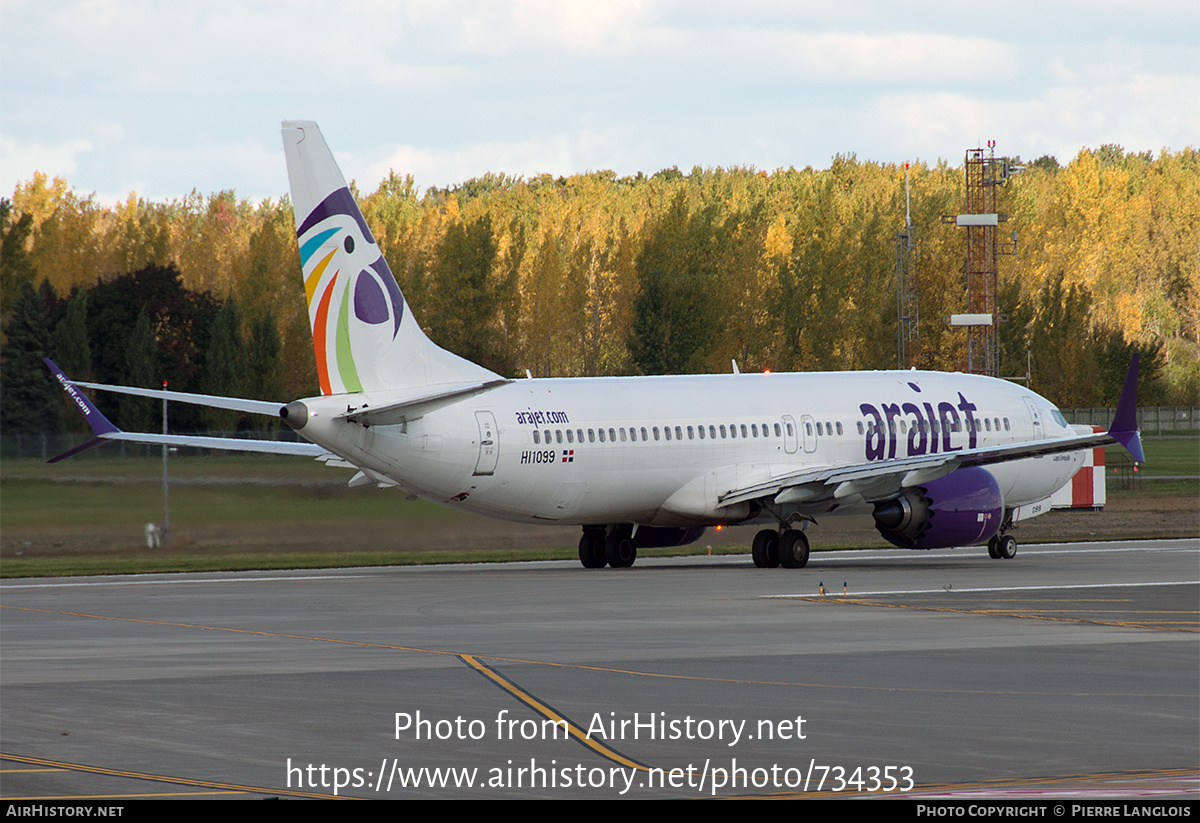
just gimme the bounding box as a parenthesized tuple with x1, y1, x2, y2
(720, 355, 1144, 511)
(44, 359, 329, 463)
(718, 429, 1117, 510)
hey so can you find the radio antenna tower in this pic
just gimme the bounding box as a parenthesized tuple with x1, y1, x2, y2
(944, 141, 1021, 377)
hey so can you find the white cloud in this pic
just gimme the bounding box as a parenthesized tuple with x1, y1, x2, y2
(455, 0, 651, 54)
(0, 136, 94, 195)
(117, 139, 285, 204)
(1033, 72, 1200, 157)
(729, 30, 1018, 85)
(866, 66, 1200, 166)
(367, 135, 578, 192)
(1047, 56, 1077, 85)
(0, 0, 1193, 199)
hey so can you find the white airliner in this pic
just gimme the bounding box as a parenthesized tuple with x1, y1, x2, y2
(46, 121, 1145, 569)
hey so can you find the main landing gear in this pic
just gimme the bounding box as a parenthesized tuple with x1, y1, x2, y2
(578, 526, 637, 569)
(752, 528, 809, 569)
(987, 533, 1018, 560)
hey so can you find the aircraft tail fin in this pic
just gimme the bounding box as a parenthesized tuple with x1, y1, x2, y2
(281, 121, 501, 396)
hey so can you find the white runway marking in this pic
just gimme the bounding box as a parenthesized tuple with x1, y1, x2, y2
(0, 572, 381, 589)
(765, 579, 1200, 599)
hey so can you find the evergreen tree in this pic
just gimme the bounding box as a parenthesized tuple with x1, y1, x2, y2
(244, 311, 281, 429)
(54, 288, 92, 379)
(54, 288, 94, 431)
(0, 281, 59, 433)
(204, 295, 244, 430)
(86, 264, 220, 430)
(119, 304, 156, 432)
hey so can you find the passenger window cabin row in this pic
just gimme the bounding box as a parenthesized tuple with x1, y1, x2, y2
(856, 417, 1012, 436)
(534, 421, 781, 445)
(529, 416, 1011, 446)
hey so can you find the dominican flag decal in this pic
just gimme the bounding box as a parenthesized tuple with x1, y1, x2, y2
(561, 450, 575, 463)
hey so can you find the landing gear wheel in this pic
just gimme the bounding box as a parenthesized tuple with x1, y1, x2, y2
(605, 532, 637, 568)
(987, 536, 1001, 559)
(752, 529, 780, 568)
(997, 534, 1017, 560)
(778, 529, 810, 569)
(578, 530, 607, 568)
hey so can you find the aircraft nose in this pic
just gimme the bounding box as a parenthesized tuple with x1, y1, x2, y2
(281, 401, 309, 430)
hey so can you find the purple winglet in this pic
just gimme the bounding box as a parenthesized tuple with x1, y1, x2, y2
(46, 436, 109, 464)
(43, 358, 121, 463)
(1107, 353, 1144, 463)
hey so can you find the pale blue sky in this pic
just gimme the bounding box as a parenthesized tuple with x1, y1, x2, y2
(2, 0, 1196, 204)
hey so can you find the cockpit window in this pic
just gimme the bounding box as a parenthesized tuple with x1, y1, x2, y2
(1050, 409, 1068, 428)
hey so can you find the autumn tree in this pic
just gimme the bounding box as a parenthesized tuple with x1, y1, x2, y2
(775, 156, 900, 372)
(1027, 279, 1098, 407)
(629, 192, 723, 374)
(522, 232, 585, 375)
(1, 200, 38, 322)
(423, 214, 512, 374)
(6, 143, 1195, 406)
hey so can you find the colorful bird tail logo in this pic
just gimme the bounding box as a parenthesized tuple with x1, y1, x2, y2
(293, 187, 407, 395)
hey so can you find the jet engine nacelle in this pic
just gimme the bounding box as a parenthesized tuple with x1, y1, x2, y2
(872, 466, 1004, 549)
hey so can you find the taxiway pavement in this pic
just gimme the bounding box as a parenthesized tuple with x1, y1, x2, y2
(2, 539, 1196, 799)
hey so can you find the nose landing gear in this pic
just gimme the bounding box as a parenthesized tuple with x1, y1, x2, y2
(987, 533, 1018, 560)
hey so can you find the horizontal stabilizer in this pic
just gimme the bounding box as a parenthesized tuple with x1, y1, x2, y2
(46, 427, 326, 463)
(63, 376, 284, 417)
(48, 431, 326, 461)
(88, 431, 326, 457)
(44, 358, 327, 462)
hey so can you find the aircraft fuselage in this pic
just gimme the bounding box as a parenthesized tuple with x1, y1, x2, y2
(291, 369, 1082, 528)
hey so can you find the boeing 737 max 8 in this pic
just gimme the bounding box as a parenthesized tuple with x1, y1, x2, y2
(46, 121, 1145, 569)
